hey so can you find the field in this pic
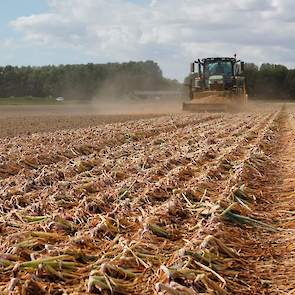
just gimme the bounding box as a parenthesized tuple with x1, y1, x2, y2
(0, 100, 181, 138)
(0, 103, 294, 294)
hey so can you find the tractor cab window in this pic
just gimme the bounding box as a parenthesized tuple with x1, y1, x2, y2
(205, 61, 232, 77)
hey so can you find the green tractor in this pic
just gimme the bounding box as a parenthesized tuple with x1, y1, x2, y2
(183, 56, 248, 112)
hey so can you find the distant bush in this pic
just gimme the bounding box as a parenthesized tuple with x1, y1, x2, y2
(244, 63, 294, 99)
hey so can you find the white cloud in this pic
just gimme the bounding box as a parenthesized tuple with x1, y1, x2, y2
(9, 0, 295, 79)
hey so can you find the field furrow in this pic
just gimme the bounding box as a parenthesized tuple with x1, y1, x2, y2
(0, 114, 221, 178)
(0, 113, 266, 219)
(2, 105, 295, 295)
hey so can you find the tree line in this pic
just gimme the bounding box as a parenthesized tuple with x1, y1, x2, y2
(244, 63, 295, 99)
(1, 61, 295, 100)
(0, 61, 180, 100)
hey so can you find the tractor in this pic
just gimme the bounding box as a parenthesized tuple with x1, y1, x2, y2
(183, 55, 247, 112)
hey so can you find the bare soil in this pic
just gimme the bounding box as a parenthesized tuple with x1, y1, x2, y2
(0, 100, 277, 138)
(0, 100, 181, 138)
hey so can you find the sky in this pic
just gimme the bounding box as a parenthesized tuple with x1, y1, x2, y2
(0, 0, 294, 80)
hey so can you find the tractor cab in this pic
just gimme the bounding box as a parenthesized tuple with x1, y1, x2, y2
(192, 57, 244, 91)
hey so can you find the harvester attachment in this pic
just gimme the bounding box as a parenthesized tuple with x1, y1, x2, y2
(183, 90, 247, 113)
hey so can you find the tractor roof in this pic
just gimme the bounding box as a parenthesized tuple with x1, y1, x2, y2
(202, 57, 236, 62)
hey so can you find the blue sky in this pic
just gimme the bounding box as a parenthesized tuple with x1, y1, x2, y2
(0, 1, 48, 37)
(0, 1, 52, 66)
(0, 0, 91, 67)
(0, 0, 294, 80)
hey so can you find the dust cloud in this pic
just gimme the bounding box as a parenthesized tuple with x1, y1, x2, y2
(89, 80, 182, 115)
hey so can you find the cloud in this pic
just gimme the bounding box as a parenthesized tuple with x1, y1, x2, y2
(9, 0, 295, 79)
